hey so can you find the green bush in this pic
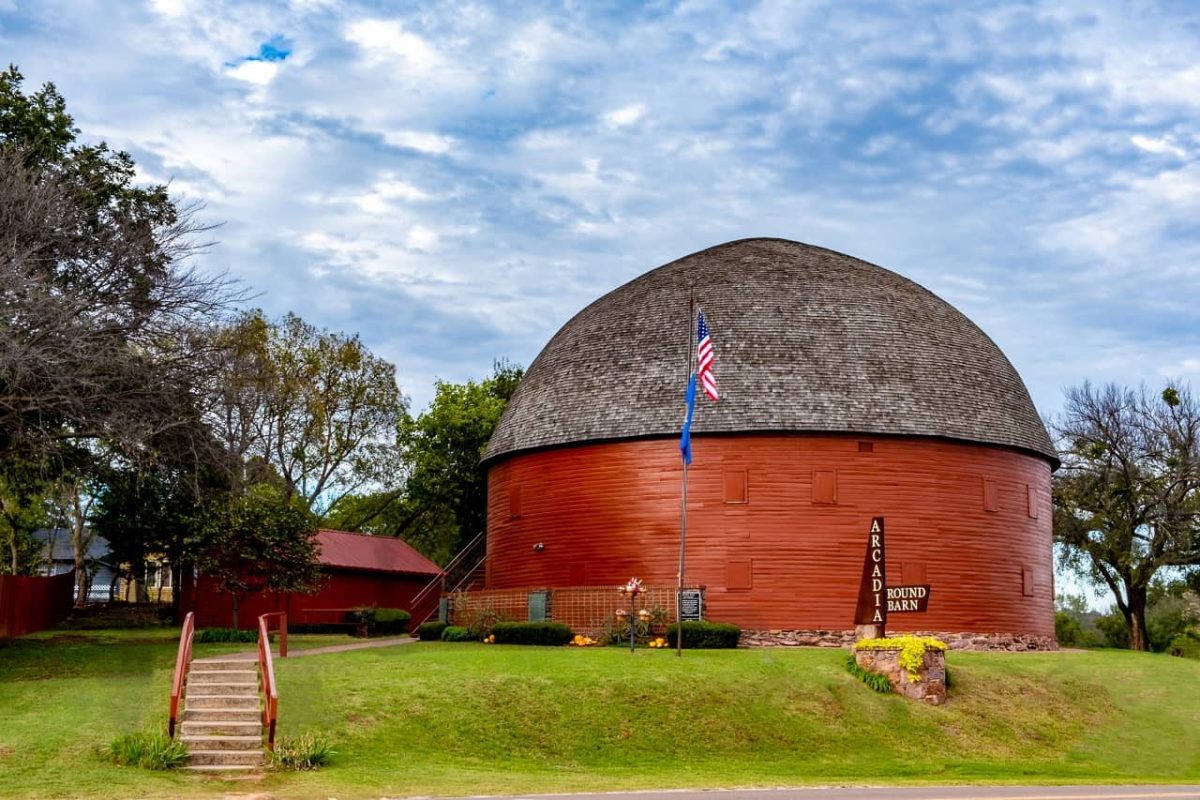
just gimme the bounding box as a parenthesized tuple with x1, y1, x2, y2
(1169, 628, 1200, 659)
(1095, 611, 1130, 649)
(103, 730, 189, 770)
(194, 628, 258, 643)
(1055, 611, 1088, 647)
(350, 607, 412, 637)
(1147, 594, 1199, 652)
(270, 731, 336, 771)
(844, 654, 892, 693)
(665, 621, 741, 649)
(441, 625, 475, 642)
(417, 621, 447, 641)
(490, 621, 574, 646)
(373, 608, 411, 635)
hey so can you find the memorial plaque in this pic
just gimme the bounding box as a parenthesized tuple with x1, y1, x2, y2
(679, 589, 703, 621)
(853, 517, 887, 626)
(886, 585, 931, 613)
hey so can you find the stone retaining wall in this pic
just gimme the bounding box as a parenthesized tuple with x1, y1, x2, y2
(855, 648, 947, 705)
(740, 629, 1058, 651)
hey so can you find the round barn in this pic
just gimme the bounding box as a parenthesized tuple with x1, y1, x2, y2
(481, 238, 1058, 649)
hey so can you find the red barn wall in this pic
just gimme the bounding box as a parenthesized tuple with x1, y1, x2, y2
(485, 434, 1054, 637)
(187, 569, 436, 630)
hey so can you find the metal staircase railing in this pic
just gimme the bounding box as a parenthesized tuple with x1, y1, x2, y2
(409, 531, 487, 629)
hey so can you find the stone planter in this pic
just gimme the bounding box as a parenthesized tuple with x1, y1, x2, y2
(854, 647, 947, 705)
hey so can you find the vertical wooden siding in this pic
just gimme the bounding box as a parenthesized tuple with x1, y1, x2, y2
(486, 434, 1055, 637)
(0, 570, 75, 637)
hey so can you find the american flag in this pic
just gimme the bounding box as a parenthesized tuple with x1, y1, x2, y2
(696, 310, 718, 401)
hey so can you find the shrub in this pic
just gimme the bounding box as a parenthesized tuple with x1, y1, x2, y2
(1095, 611, 1130, 649)
(103, 730, 189, 770)
(665, 621, 741, 649)
(441, 625, 476, 642)
(1055, 611, 1088, 647)
(350, 607, 412, 637)
(373, 607, 411, 635)
(490, 621, 574, 646)
(844, 654, 892, 693)
(270, 731, 336, 770)
(1169, 627, 1200, 659)
(194, 628, 258, 643)
(417, 621, 447, 641)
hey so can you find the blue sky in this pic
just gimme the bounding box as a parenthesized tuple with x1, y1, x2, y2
(1, 0, 1198, 418)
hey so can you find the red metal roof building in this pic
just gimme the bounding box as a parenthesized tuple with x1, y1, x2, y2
(180, 529, 441, 630)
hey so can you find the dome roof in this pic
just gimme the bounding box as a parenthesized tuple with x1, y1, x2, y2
(484, 238, 1054, 464)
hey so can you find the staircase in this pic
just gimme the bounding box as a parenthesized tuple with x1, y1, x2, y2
(179, 658, 264, 772)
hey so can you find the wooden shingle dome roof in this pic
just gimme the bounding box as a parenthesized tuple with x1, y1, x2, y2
(484, 238, 1054, 464)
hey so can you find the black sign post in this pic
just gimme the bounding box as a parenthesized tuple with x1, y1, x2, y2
(853, 516, 887, 633)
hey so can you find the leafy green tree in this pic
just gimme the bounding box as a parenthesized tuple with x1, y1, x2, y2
(327, 362, 522, 564)
(0, 458, 53, 575)
(205, 311, 405, 514)
(0, 65, 236, 465)
(191, 484, 321, 628)
(1053, 382, 1200, 651)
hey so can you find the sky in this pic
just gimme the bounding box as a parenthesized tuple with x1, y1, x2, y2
(1, 0, 1198, 420)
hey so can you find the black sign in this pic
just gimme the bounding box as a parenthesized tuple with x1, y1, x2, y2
(853, 517, 887, 626)
(886, 585, 931, 613)
(679, 589, 703, 621)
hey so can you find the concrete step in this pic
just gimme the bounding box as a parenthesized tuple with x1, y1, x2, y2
(184, 693, 260, 709)
(180, 734, 263, 752)
(189, 670, 257, 685)
(183, 764, 260, 773)
(185, 749, 264, 767)
(183, 707, 261, 723)
(193, 659, 256, 671)
(187, 682, 258, 697)
(180, 720, 263, 737)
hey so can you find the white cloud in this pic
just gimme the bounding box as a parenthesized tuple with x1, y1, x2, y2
(405, 225, 439, 251)
(225, 60, 279, 85)
(382, 130, 456, 155)
(1130, 134, 1188, 159)
(602, 103, 645, 129)
(344, 18, 445, 73)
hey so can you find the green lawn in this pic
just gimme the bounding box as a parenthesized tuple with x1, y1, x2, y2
(1, 629, 1198, 799)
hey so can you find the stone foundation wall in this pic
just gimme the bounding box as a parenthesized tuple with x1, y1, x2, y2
(739, 629, 1058, 651)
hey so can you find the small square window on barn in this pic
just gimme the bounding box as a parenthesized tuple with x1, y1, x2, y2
(812, 470, 837, 504)
(1027, 485, 1039, 519)
(982, 479, 998, 512)
(858, 441, 874, 453)
(509, 485, 522, 519)
(724, 469, 748, 504)
(726, 560, 753, 590)
(568, 562, 587, 586)
(1022, 566, 1034, 597)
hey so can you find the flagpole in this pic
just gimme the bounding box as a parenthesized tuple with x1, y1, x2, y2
(678, 288, 694, 658)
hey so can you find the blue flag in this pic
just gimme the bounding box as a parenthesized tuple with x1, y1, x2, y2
(680, 373, 697, 465)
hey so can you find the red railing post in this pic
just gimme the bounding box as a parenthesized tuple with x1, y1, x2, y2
(168, 611, 195, 738)
(257, 613, 279, 751)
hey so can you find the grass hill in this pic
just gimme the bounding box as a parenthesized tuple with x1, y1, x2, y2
(1, 630, 1198, 799)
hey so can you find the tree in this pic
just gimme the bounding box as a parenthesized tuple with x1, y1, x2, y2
(191, 484, 321, 627)
(1, 68, 238, 468)
(0, 458, 52, 575)
(204, 312, 405, 514)
(327, 361, 522, 564)
(1052, 382, 1200, 651)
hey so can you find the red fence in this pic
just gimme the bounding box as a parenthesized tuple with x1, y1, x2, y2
(0, 570, 75, 638)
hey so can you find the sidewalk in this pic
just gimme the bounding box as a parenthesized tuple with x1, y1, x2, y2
(194, 635, 418, 662)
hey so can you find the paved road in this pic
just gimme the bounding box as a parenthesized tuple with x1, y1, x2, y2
(440, 787, 1200, 800)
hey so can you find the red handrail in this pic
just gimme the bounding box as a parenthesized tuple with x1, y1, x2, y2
(168, 611, 195, 738)
(260, 611, 288, 658)
(257, 614, 280, 750)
